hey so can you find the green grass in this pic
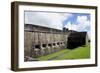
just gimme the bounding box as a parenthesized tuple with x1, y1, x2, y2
(37, 49, 70, 60)
(37, 44, 90, 61)
(56, 44, 90, 60)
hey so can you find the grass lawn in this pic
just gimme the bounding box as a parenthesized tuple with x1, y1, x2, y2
(37, 44, 90, 61)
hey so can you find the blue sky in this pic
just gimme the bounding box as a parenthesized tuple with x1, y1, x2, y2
(25, 11, 91, 38)
(63, 13, 90, 27)
(63, 13, 91, 38)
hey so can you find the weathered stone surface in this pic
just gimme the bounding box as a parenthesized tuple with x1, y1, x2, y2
(24, 24, 88, 59)
(24, 56, 39, 62)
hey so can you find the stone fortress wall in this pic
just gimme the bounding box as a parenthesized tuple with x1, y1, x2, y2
(24, 24, 69, 59)
(24, 24, 88, 61)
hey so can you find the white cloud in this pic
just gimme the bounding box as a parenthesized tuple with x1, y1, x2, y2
(64, 15, 91, 38)
(64, 16, 90, 31)
(64, 22, 76, 30)
(25, 11, 72, 30)
(77, 16, 88, 24)
(25, 12, 91, 38)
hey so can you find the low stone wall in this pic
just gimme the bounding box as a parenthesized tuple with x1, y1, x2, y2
(24, 30, 66, 58)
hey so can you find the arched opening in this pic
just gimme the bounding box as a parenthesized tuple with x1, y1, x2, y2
(42, 44, 46, 47)
(35, 44, 40, 49)
(48, 43, 52, 47)
(53, 43, 55, 46)
(57, 42, 59, 45)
